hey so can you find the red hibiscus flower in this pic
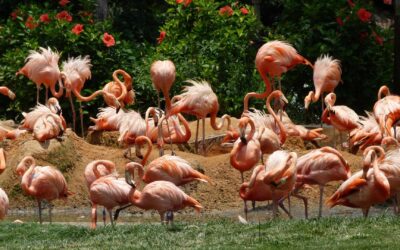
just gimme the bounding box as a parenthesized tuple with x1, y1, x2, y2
(10, 11, 18, 20)
(347, 0, 355, 8)
(176, 0, 192, 7)
(56, 11, 72, 22)
(59, 0, 70, 6)
(157, 31, 166, 44)
(72, 24, 84, 35)
(25, 16, 38, 30)
(240, 7, 249, 15)
(39, 14, 51, 23)
(103, 33, 115, 47)
(219, 5, 233, 16)
(384, 0, 392, 5)
(336, 17, 344, 26)
(357, 8, 372, 23)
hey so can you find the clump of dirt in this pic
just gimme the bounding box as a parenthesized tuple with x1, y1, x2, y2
(86, 131, 121, 148)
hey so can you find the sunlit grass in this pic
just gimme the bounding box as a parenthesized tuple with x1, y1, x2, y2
(1, 216, 400, 249)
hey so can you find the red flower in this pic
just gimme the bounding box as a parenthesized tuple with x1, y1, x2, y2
(336, 17, 344, 26)
(103, 33, 115, 47)
(59, 0, 70, 6)
(176, 0, 192, 7)
(157, 31, 166, 44)
(56, 11, 72, 22)
(384, 0, 392, 5)
(240, 7, 249, 15)
(357, 8, 372, 23)
(39, 14, 51, 23)
(10, 12, 18, 20)
(72, 24, 84, 35)
(347, 0, 355, 8)
(219, 5, 233, 16)
(25, 16, 38, 30)
(372, 31, 384, 45)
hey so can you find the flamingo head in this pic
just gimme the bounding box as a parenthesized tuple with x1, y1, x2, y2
(47, 98, 62, 115)
(16, 156, 35, 176)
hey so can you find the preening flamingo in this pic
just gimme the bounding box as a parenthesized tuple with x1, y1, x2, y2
(88, 162, 131, 229)
(321, 93, 359, 148)
(150, 60, 176, 110)
(61, 56, 92, 136)
(349, 112, 383, 152)
(305, 55, 341, 116)
(239, 165, 291, 220)
(0, 86, 16, 100)
(16, 47, 63, 103)
(125, 167, 202, 224)
(102, 69, 134, 108)
(16, 156, 73, 224)
(89, 107, 125, 131)
(0, 188, 8, 220)
(243, 40, 312, 113)
(373, 85, 400, 137)
(294, 147, 351, 218)
(262, 150, 298, 217)
(168, 80, 231, 154)
(326, 149, 390, 217)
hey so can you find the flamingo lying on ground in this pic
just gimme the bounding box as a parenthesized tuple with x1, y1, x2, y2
(243, 40, 313, 113)
(33, 113, 65, 142)
(61, 56, 92, 136)
(16, 156, 73, 224)
(294, 147, 351, 218)
(125, 165, 202, 224)
(168, 80, 232, 154)
(326, 148, 390, 217)
(322, 93, 359, 148)
(305, 55, 341, 117)
(16, 47, 63, 103)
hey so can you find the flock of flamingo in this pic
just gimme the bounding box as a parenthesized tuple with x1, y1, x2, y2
(0, 40, 400, 228)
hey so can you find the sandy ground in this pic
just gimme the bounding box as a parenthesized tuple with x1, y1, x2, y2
(0, 118, 374, 224)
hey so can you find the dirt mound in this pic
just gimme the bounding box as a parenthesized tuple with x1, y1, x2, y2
(0, 118, 364, 214)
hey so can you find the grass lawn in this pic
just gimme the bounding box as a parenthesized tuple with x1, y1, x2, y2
(1, 216, 399, 249)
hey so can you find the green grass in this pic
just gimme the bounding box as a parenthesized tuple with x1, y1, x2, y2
(1, 216, 400, 249)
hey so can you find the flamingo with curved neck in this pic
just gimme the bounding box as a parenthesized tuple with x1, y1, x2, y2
(378, 85, 390, 100)
(266, 90, 287, 145)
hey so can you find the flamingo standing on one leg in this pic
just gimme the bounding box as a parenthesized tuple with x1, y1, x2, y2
(16, 156, 73, 224)
(16, 47, 63, 103)
(262, 150, 298, 218)
(294, 147, 351, 218)
(304, 55, 341, 119)
(168, 80, 232, 154)
(61, 56, 92, 136)
(243, 40, 313, 113)
(125, 166, 202, 225)
(326, 149, 390, 217)
(321, 93, 359, 149)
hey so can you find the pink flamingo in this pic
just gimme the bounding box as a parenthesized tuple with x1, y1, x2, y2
(150, 60, 176, 110)
(88, 162, 131, 229)
(326, 148, 390, 217)
(321, 93, 359, 148)
(243, 40, 312, 113)
(61, 56, 92, 135)
(16, 47, 63, 103)
(0, 148, 6, 175)
(349, 112, 383, 152)
(262, 150, 298, 218)
(304, 55, 341, 116)
(32, 113, 65, 142)
(0, 188, 8, 220)
(102, 69, 133, 108)
(294, 147, 351, 218)
(16, 156, 73, 223)
(125, 166, 202, 224)
(373, 85, 400, 137)
(168, 80, 232, 154)
(0, 86, 16, 100)
(89, 107, 125, 131)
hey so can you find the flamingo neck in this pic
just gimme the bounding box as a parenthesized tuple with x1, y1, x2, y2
(378, 86, 390, 100)
(210, 114, 231, 131)
(73, 87, 104, 102)
(266, 94, 286, 144)
(111, 72, 128, 102)
(173, 114, 191, 141)
(244, 118, 256, 142)
(50, 78, 64, 98)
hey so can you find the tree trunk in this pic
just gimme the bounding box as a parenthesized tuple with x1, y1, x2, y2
(96, 0, 108, 20)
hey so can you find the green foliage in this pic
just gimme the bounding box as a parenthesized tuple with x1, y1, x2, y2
(265, 0, 393, 123)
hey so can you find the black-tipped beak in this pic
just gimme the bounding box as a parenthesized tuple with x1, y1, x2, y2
(240, 136, 247, 144)
(57, 108, 62, 116)
(116, 106, 120, 113)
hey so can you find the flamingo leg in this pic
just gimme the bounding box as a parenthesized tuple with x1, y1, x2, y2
(69, 95, 76, 132)
(114, 204, 133, 221)
(252, 200, 256, 210)
(287, 194, 291, 215)
(91, 203, 97, 229)
(159, 212, 166, 225)
(165, 117, 174, 155)
(194, 119, 199, 154)
(102, 207, 106, 226)
(318, 185, 324, 218)
(292, 193, 308, 219)
(108, 209, 114, 227)
(48, 202, 53, 224)
(272, 199, 278, 218)
(362, 208, 370, 218)
(320, 93, 324, 128)
(202, 117, 206, 156)
(45, 86, 49, 103)
(278, 200, 292, 218)
(36, 87, 40, 104)
(79, 102, 85, 138)
(38, 200, 43, 224)
(166, 211, 174, 225)
(241, 172, 249, 220)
